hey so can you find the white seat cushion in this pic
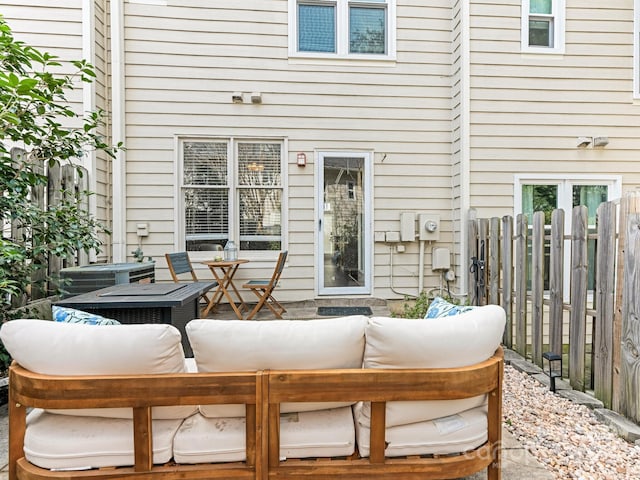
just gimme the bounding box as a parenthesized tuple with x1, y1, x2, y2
(355, 405, 488, 458)
(186, 317, 367, 417)
(24, 409, 182, 470)
(173, 407, 355, 464)
(358, 305, 505, 428)
(0, 319, 196, 419)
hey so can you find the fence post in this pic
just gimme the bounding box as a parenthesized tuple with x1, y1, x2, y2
(502, 215, 514, 348)
(569, 206, 588, 391)
(594, 201, 616, 408)
(515, 214, 528, 358)
(488, 217, 500, 306)
(613, 197, 628, 412)
(531, 211, 545, 367)
(620, 193, 640, 422)
(549, 209, 565, 358)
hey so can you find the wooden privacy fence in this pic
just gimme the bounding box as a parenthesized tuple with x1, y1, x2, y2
(468, 193, 640, 423)
(4, 147, 88, 304)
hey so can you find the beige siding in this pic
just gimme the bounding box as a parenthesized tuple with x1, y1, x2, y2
(121, 0, 457, 300)
(469, 0, 639, 220)
(3, 2, 84, 119)
(93, 0, 111, 261)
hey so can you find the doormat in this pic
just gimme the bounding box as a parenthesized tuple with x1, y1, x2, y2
(317, 306, 373, 316)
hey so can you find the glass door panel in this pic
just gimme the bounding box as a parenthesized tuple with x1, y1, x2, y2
(318, 153, 371, 295)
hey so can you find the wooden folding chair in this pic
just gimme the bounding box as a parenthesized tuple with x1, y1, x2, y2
(242, 251, 288, 320)
(165, 252, 217, 313)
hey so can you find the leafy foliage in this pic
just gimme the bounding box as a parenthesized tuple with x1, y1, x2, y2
(0, 15, 121, 373)
(395, 289, 466, 319)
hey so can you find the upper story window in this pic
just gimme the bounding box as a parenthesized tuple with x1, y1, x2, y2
(289, 0, 396, 60)
(521, 0, 565, 54)
(180, 138, 284, 260)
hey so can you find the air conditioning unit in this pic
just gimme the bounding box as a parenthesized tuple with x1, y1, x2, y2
(60, 262, 155, 298)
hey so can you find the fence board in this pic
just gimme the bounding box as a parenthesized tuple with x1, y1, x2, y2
(514, 214, 528, 357)
(531, 211, 545, 366)
(569, 206, 588, 392)
(501, 216, 513, 348)
(594, 201, 616, 409)
(549, 209, 565, 357)
(613, 199, 627, 412)
(620, 193, 640, 422)
(488, 218, 500, 305)
(478, 219, 489, 306)
(468, 219, 478, 306)
(76, 167, 90, 266)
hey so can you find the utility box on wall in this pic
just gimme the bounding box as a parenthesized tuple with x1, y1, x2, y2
(418, 214, 440, 241)
(400, 212, 416, 242)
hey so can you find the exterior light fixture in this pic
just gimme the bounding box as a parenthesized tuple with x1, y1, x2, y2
(297, 152, 307, 167)
(542, 351, 563, 393)
(232, 92, 243, 103)
(251, 92, 262, 104)
(593, 136, 609, 147)
(576, 137, 591, 148)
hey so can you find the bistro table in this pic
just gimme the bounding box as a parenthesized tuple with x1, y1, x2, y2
(54, 281, 216, 356)
(201, 259, 249, 319)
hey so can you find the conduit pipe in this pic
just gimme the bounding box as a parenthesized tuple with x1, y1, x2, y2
(418, 239, 426, 295)
(389, 246, 417, 298)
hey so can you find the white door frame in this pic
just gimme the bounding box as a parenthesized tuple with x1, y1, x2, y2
(316, 151, 373, 296)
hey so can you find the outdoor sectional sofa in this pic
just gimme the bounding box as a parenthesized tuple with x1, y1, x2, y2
(2, 305, 506, 480)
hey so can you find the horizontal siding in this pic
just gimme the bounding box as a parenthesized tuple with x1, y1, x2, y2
(120, 0, 456, 300)
(469, 0, 640, 220)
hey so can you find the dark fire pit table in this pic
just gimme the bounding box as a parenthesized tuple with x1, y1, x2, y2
(54, 282, 216, 356)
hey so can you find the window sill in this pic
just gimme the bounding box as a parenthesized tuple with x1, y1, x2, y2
(520, 50, 565, 59)
(288, 54, 397, 67)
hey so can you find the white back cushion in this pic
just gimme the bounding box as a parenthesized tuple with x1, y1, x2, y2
(364, 305, 505, 369)
(359, 305, 505, 427)
(187, 316, 367, 417)
(0, 319, 194, 419)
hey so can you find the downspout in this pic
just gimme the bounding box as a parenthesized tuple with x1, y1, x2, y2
(110, 0, 127, 262)
(82, 1, 97, 263)
(458, 0, 471, 298)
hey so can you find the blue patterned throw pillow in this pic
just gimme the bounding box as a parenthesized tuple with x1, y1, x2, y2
(52, 306, 120, 326)
(424, 296, 476, 319)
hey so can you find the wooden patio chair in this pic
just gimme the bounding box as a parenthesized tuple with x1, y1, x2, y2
(165, 252, 217, 312)
(242, 251, 288, 320)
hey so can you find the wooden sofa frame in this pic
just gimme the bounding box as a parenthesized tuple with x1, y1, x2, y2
(8, 348, 503, 480)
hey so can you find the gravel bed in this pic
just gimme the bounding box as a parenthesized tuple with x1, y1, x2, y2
(503, 365, 640, 479)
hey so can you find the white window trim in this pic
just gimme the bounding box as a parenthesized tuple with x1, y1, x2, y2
(514, 174, 621, 219)
(514, 174, 621, 301)
(174, 136, 288, 264)
(521, 0, 565, 55)
(635, 0, 640, 98)
(288, 0, 396, 62)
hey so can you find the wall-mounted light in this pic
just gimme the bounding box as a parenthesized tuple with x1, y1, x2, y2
(251, 92, 262, 104)
(593, 136, 609, 147)
(232, 92, 243, 103)
(576, 136, 591, 148)
(297, 152, 307, 167)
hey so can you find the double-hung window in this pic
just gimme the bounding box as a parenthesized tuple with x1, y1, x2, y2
(290, 0, 396, 59)
(521, 0, 565, 54)
(180, 138, 284, 258)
